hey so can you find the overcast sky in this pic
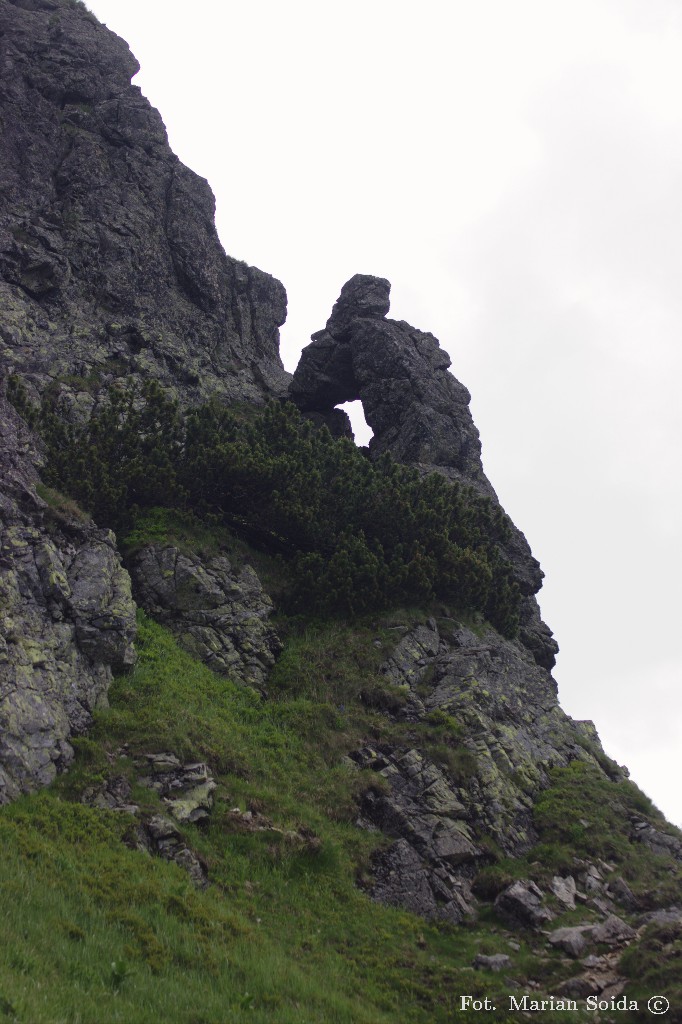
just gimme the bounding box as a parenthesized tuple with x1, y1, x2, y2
(86, 0, 682, 826)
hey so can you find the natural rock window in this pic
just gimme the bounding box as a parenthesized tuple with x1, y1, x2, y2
(335, 400, 373, 446)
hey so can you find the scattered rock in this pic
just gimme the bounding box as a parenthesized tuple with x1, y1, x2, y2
(134, 814, 208, 889)
(226, 806, 321, 852)
(631, 820, 682, 860)
(591, 914, 636, 945)
(494, 880, 553, 929)
(81, 752, 215, 886)
(138, 753, 217, 825)
(473, 954, 511, 972)
(590, 896, 614, 916)
(556, 950, 626, 1002)
(551, 875, 577, 909)
(583, 864, 603, 893)
(81, 775, 139, 816)
(637, 907, 682, 928)
(548, 924, 595, 958)
(548, 913, 636, 960)
(582, 954, 605, 968)
(606, 876, 639, 911)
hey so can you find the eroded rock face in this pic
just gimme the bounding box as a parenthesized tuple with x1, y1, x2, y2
(351, 615, 622, 922)
(0, 0, 290, 414)
(0, 395, 136, 802)
(291, 275, 489, 490)
(290, 275, 558, 670)
(128, 544, 281, 689)
(376, 618, 608, 854)
(350, 745, 481, 924)
(137, 753, 218, 826)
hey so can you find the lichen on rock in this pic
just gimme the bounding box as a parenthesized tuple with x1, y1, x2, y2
(128, 543, 281, 689)
(0, 394, 136, 802)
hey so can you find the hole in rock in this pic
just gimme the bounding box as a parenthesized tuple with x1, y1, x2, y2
(336, 401, 373, 446)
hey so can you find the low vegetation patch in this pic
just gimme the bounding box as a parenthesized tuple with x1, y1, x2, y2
(8, 376, 520, 634)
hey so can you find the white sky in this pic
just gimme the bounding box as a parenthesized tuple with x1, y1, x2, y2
(85, 0, 682, 827)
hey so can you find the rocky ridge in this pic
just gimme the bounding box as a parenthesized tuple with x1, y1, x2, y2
(1, 4, 682, 1017)
(290, 274, 558, 671)
(0, 0, 290, 418)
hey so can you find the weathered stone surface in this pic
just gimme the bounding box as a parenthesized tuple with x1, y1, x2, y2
(0, 0, 290, 415)
(138, 753, 217, 825)
(556, 945, 630, 1005)
(638, 907, 682, 928)
(551, 875, 577, 910)
(0, 395, 136, 802)
(606, 876, 639, 911)
(591, 914, 636, 945)
(128, 543, 281, 689)
(80, 750, 216, 884)
(548, 924, 595, 958)
(472, 953, 511, 972)
(376, 618, 614, 855)
(290, 275, 558, 669)
(494, 880, 553, 929)
(135, 814, 208, 889)
(350, 745, 479, 923)
(369, 838, 475, 925)
(631, 819, 682, 860)
(290, 275, 491, 491)
(548, 914, 636, 959)
(81, 773, 139, 816)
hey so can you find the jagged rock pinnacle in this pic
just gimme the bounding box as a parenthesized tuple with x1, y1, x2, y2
(290, 275, 559, 670)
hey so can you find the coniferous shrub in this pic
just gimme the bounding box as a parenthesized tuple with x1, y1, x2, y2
(10, 378, 521, 634)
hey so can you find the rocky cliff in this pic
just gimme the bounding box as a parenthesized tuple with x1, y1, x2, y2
(0, 393, 135, 803)
(0, 0, 290, 419)
(2, 4, 682, 1020)
(0, 0, 604, 824)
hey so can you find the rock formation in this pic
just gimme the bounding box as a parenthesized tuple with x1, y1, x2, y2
(0, 394, 136, 803)
(128, 544, 281, 690)
(290, 274, 558, 670)
(2, 6, 682, 1015)
(346, 615, 618, 923)
(290, 275, 489, 489)
(0, 0, 290, 417)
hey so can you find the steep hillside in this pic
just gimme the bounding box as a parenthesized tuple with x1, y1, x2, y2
(1, 2, 682, 1022)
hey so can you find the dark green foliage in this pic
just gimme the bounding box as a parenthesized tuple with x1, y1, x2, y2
(13, 379, 521, 634)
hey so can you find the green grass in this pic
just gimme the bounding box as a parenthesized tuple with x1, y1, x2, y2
(1, 615, 681, 1022)
(0, 617, 506, 1023)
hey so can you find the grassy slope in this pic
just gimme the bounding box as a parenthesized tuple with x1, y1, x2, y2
(1, 613, 681, 1024)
